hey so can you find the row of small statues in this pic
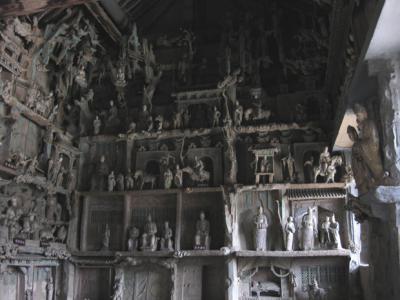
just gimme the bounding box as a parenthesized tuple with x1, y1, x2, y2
(100, 211, 211, 251)
(254, 206, 341, 251)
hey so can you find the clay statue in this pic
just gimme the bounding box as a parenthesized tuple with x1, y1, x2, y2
(320, 216, 331, 247)
(108, 171, 116, 192)
(163, 168, 173, 189)
(46, 277, 54, 300)
(284, 216, 295, 251)
(127, 226, 140, 251)
(45, 195, 62, 222)
(301, 207, 317, 250)
(329, 214, 341, 249)
(116, 173, 125, 191)
(234, 101, 243, 126)
(308, 279, 327, 300)
(101, 223, 110, 250)
(141, 214, 158, 251)
(282, 152, 295, 182)
(160, 221, 174, 251)
(111, 277, 123, 300)
(125, 169, 135, 190)
(93, 115, 101, 135)
(254, 206, 268, 251)
(194, 211, 210, 250)
(92, 155, 109, 191)
(314, 148, 343, 183)
(3, 197, 23, 239)
(174, 165, 183, 188)
(182, 157, 210, 186)
(134, 170, 156, 190)
(212, 106, 221, 127)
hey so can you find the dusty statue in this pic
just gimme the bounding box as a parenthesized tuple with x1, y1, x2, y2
(141, 214, 158, 251)
(329, 214, 341, 249)
(127, 226, 139, 251)
(301, 207, 317, 250)
(320, 216, 331, 247)
(160, 221, 174, 251)
(101, 224, 111, 250)
(284, 216, 295, 251)
(254, 206, 268, 251)
(194, 211, 210, 250)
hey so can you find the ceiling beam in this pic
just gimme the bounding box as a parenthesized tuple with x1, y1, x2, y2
(0, 0, 96, 17)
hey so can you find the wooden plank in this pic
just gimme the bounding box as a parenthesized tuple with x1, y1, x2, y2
(0, 0, 96, 17)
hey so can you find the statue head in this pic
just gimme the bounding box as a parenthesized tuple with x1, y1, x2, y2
(331, 214, 336, 223)
(312, 279, 319, 288)
(258, 206, 263, 214)
(288, 216, 293, 222)
(346, 125, 358, 142)
(323, 146, 329, 153)
(325, 216, 330, 222)
(354, 103, 368, 123)
(200, 211, 205, 220)
(147, 214, 152, 222)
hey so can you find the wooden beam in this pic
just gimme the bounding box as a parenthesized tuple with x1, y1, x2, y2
(0, 0, 96, 17)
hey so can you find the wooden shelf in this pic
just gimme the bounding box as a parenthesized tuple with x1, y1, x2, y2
(235, 249, 351, 258)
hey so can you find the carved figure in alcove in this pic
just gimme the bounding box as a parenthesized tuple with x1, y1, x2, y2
(329, 214, 341, 249)
(55, 166, 66, 187)
(301, 207, 317, 250)
(234, 101, 243, 126)
(75, 65, 87, 87)
(127, 226, 139, 251)
(101, 224, 110, 250)
(284, 216, 296, 251)
(308, 279, 327, 300)
(92, 155, 109, 191)
(183, 108, 191, 128)
(45, 195, 62, 222)
(55, 225, 67, 243)
(254, 206, 268, 251)
(182, 157, 210, 186)
(212, 106, 221, 127)
(125, 169, 135, 190)
(112, 277, 123, 300)
(141, 214, 158, 251)
(281, 152, 295, 182)
(313, 148, 343, 183)
(172, 111, 183, 129)
(163, 168, 173, 189)
(320, 216, 331, 247)
(20, 216, 32, 239)
(304, 156, 315, 183)
(108, 171, 116, 192)
(93, 115, 101, 135)
(106, 100, 120, 130)
(116, 173, 125, 191)
(29, 214, 41, 240)
(174, 165, 183, 188)
(319, 147, 331, 175)
(160, 221, 174, 251)
(194, 211, 210, 250)
(49, 157, 63, 185)
(155, 115, 164, 132)
(46, 277, 54, 300)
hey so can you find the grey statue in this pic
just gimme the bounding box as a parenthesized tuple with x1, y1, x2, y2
(116, 173, 125, 191)
(320, 216, 331, 247)
(108, 171, 116, 192)
(174, 165, 183, 188)
(212, 106, 221, 127)
(92, 155, 109, 191)
(329, 214, 341, 249)
(282, 152, 295, 182)
(163, 168, 173, 189)
(284, 216, 295, 251)
(233, 101, 243, 126)
(160, 221, 174, 251)
(125, 169, 135, 190)
(111, 277, 123, 300)
(46, 277, 54, 300)
(93, 115, 101, 135)
(101, 223, 110, 250)
(141, 214, 158, 251)
(254, 206, 268, 251)
(308, 279, 327, 300)
(301, 207, 317, 250)
(127, 226, 139, 251)
(194, 211, 210, 250)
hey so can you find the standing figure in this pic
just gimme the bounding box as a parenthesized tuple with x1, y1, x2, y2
(46, 277, 54, 300)
(301, 207, 317, 250)
(183, 108, 191, 128)
(282, 152, 295, 182)
(111, 277, 123, 300)
(127, 226, 139, 251)
(194, 211, 210, 250)
(284, 216, 296, 251)
(234, 101, 243, 126)
(329, 214, 342, 249)
(254, 206, 268, 251)
(101, 224, 110, 250)
(116, 173, 125, 191)
(174, 165, 183, 188)
(319, 147, 331, 175)
(308, 279, 327, 300)
(160, 221, 174, 251)
(320, 216, 331, 247)
(163, 168, 173, 189)
(93, 115, 101, 135)
(108, 171, 116, 192)
(92, 155, 109, 191)
(125, 169, 135, 190)
(212, 106, 221, 127)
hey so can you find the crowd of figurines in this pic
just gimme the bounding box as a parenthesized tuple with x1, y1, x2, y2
(99, 211, 210, 252)
(254, 206, 342, 251)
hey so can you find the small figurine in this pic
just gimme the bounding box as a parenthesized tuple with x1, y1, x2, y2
(93, 115, 101, 135)
(160, 221, 174, 251)
(329, 214, 341, 249)
(174, 165, 183, 188)
(46, 277, 54, 300)
(141, 214, 158, 251)
(116, 173, 125, 191)
(212, 106, 221, 127)
(127, 226, 140, 251)
(125, 169, 135, 190)
(301, 207, 317, 251)
(308, 279, 326, 300)
(233, 101, 243, 126)
(163, 168, 173, 189)
(101, 224, 110, 250)
(194, 211, 210, 250)
(254, 206, 268, 251)
(155, 115, 163, 132)
(111, 277, 123, 300)
(284, 216, 296, 251)
(320, 216, 331, 247)
(108, 171, 116, 192)
(281, 152, 295, 182)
